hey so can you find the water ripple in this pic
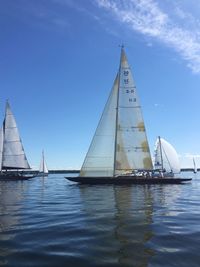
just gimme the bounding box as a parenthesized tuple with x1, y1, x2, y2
(0, 173, 199, 266)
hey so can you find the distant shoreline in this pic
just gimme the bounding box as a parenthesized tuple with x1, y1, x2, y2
(22, 170, 80, 174)
(180, 168, 198, 172)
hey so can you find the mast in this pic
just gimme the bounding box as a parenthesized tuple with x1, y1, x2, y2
(0, 124, 4, 172)
(1, 102, 7, 172)
(158, 136, 164, 171)
(40, 150, 47, 173)
(113, 46, 123, 176)
(193, 157, 196, 173)
(42, 150, 44, 173)
(42, 150, 44, 172)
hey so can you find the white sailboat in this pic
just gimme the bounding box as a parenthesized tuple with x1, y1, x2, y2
(154, 136, 181, 176)
(39, 150, 48, 176)
(0, 101, 35, 180)
(193, 157, 197, 173)
(66, 47, 191, 184)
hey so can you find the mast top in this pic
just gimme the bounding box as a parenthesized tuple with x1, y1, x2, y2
(119, 44, 128, 68)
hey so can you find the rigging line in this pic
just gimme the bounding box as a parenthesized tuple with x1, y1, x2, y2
(162, 146, 172, 171)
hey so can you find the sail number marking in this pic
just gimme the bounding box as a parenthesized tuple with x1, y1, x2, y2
(122, 70, 136, 103)
(129, 98, 137, 102)
(124, 71, 129, 76)
(124, 79, 129, 84)
(126, 89, 134, 93)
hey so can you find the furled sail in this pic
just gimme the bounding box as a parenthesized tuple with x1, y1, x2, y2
(154, 137, 180, 173)
(115, 48, 152, 175)
(2, 102, 30, 169)
(80, 47, 153, 177)
(39, 151, 48, 174)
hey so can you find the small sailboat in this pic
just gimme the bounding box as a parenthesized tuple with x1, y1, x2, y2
(39, 151, 48, 176)
(66, 47, 191, 184)
(0, 101, 36, 180)
(193, 157, 197, 173)
(154, 136, 181, 177)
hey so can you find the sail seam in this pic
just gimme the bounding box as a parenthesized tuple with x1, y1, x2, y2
(120, 86, 136, 89)
(4, 140, 21, 142)
(119, 106, 141, 108)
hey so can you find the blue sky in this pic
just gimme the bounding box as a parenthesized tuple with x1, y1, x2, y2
(1, 0, 200, 169)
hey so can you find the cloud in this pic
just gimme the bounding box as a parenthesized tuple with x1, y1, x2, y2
(96, 0, 200, 73)
(16, 0, 99, 33)
(154, 103, 164, 108)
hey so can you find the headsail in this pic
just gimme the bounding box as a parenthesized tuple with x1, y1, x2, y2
(80, 48, 152, 177)
(115, 48, 152, 175)
(80, 74, 119, 177)
(2, 102, 30, 170)
(154, 137, 180, 173)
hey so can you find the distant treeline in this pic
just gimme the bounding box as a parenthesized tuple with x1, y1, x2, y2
(22, 170, 80, 174)
(49, 170, 80, 174)
(181, 168, 199, 172)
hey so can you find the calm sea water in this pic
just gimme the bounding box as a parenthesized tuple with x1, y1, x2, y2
(0, 172, 199, 267)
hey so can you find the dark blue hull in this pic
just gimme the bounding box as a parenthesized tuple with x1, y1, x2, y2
(0, 173, 36, 181)
(65, 176, 192, 185)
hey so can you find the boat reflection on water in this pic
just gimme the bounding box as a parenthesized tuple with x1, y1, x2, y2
(0, 173, 188, 267)
(113, 186, 155, 266)
(0, 181, 28, 263)
(78, 185, 155, 267)
(0, 182, 26, 232)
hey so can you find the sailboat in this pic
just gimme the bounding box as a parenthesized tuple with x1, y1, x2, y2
(154, 136, 180, 177)
(193, 157, 197, 173)
(0, 101, 36, 180)
(39, 150, 48, 176)
(66, 47, 191, 184)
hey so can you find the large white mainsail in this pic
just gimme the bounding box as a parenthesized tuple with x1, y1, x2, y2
(154, 137, 180, 173)
(1, 102, 30, 170)
(80, 48, 152, 177)
(39, 151, 48, 174)
(115, 48, 152, 175)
